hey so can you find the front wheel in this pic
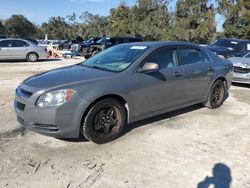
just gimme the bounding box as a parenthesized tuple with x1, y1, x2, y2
(204, 80, 226, 109)
(82, 98, 126, 144)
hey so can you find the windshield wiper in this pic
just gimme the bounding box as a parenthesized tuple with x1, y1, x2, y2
(82, 64, 111, 72)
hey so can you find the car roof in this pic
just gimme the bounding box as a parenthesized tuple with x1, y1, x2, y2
(0, 38, 35, 44)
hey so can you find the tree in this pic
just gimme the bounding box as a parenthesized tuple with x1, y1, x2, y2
(108, 0, 169, 40)
(80, 11, 108, 37)
(166, 0, 216, 43)
(108, 3, 132, 36)
(38, 16, 71, 39)
(219, 0, 250, 39)
(0, 20, 5, 35)
(5, 15, 37, 37)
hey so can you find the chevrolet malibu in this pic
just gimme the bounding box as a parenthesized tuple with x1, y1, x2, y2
(14, 42, 233, 144)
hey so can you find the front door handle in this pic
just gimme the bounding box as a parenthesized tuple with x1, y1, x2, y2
(172, 71, 183, 77)
(208, 66, 214, 71)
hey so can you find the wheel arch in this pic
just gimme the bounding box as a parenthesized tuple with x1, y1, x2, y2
(214, 76, 228, 89)
(80, 94, 130, 128)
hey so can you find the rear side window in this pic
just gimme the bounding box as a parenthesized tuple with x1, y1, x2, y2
(146, 47, 178, 69)
(0, 40, 11, 47)
(11, 40, 29, 47)
(178, 48, 210, 65)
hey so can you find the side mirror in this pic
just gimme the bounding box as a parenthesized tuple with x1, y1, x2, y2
(139, 62, 160, 73)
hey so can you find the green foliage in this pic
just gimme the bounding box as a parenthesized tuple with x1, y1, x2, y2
(166, 0, 216, 43)
(80, 11, 108, 38)
(0, 20, 5, 35)
(219, 0, 250, 39)
(37, 16, 71, 39)
(5, 15, 37, 37)
(1, 0, 249, 41)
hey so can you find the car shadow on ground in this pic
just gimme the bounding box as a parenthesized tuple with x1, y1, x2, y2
(60, 104, 204, 143)
(197, 163, 232, 188)
(232, 82, 250, 88)
(59, 134, 89, 143)
(38, 58, 62, 62)
(122, 103, 204, 136)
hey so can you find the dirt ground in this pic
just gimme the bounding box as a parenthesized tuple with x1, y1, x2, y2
(0, 59, 250, 188)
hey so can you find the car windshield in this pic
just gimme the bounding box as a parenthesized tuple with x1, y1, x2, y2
(244, 53, 250, 58)
(96, 37, 108, 45)
(82, 44, 149, 72)
(210, 39, 238, 50)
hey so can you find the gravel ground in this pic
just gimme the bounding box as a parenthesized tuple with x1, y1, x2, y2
(0, 59, 249, 188)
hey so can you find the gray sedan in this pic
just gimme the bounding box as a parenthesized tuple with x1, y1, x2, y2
(228, 53, 250, 84)
(14, 42, 233, 144)
(0, 39, 48, 62)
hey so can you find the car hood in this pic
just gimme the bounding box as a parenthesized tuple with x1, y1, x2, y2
(23, 64, 115, 88)
(228, 57, 250, 67)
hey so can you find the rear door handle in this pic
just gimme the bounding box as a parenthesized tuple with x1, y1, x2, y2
(172, 71, 183, 77)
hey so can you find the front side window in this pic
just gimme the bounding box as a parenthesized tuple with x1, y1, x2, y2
(145, 47, 178, 69)
(82, 44, 150, 72)
(178, 48, 210, 65)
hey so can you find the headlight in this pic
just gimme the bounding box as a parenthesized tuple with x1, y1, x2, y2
(36, 89, 76, 107)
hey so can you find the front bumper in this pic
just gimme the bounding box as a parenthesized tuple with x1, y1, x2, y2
(14, 84, 90, 138)
(232, 72, 250, 84)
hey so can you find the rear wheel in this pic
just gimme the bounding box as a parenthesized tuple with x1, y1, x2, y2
(27, 52, 38, 62)
(82, 98, 126, 144)
(204, 80, 226, 109)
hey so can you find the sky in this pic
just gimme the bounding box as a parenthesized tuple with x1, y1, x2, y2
(0, 0, 136, 25)
(0, 0, 224, 31)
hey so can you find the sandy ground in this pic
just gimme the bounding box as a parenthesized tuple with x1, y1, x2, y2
(0, 59, 250, 188)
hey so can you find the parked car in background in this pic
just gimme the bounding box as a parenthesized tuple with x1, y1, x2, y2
(14, 42, 233, 144)
(0, 38, 48, 62)
(84, 36, 143, 58)
(228, 52, 250, 84)
(207, 38, 250, 58)
(0, 35, 6, 39)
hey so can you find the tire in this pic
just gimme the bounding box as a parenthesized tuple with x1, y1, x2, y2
(82, 98, 126, 144)
(27, 52, 38, 62)
(204, 79, 226, 109)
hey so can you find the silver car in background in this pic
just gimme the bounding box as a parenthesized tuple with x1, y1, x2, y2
(228, 53, 250, 84)
(0, 39, 48, 62)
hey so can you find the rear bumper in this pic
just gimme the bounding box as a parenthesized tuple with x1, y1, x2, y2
(14, 84, 90, 138)
(38, 51, 49, 59)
